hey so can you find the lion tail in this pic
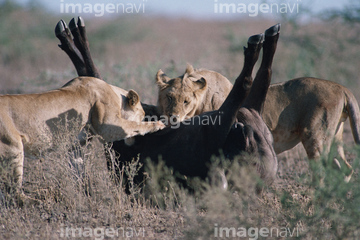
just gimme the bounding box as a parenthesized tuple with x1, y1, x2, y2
(345, 89, 360, 145)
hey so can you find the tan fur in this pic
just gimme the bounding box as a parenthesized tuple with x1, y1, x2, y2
(156, 65, 360, 181)
(0, 76, 164, 191)
(156, 64, 233, 123)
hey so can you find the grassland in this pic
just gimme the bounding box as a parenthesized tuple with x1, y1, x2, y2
(1, 2, 360, 239)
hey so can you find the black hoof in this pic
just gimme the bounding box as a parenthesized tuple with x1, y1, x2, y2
(248, 33, 264, 44)
(55, 19, 67, 36)
(69, 17, 77, 31)
(265, 23, 281, 37)
(77, 16, 85, 27)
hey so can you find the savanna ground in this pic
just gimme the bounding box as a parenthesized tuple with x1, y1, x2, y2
(1, 2, 360, 239)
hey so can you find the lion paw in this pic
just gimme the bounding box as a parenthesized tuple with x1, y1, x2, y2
(153, 121, 166, 131)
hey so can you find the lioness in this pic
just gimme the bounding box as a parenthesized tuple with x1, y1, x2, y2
(156, 65, 360, 182)
(0, 76, 164, 193)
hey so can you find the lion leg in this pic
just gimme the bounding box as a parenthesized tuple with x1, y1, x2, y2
(12, 152, 24, 193)
(334, 122, 353, 182)
(0, 137, 24, 196)
(90, 101, 165, 142)
(301, 127, 323, 160)
(300, 128, 327, 185)
(302, 122, 353, 183)
(96, 119, 165, 142)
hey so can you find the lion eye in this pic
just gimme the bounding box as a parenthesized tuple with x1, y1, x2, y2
(184, 100, 189, 105)
(167, 96, 172, 102)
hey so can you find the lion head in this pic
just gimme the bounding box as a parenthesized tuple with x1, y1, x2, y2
(156, 64, 207, 124)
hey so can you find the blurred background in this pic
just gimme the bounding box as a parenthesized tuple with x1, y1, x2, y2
(0, 0, 359, 106)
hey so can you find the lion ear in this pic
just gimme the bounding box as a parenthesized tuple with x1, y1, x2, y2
(156, 69, 171, 88)
(185, 63, 195, 74)
(193, 77, 207, 92)
(126, 89, 140, 107)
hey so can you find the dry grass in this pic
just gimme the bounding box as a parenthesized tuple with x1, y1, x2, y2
(1, 3, 360, 239)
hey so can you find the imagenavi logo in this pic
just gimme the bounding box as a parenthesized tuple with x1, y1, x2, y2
(60, 0, 147, 17)
(214, 0, 301, 17)
(214, 223, 300, 239)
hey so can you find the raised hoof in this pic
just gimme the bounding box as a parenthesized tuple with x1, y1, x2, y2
(69, 17, 77, 31)
(248, 33, 264, 45)
(77, 16, 85, 27)
(265, 23, 281, 36)
(54, 19, 67, 37)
